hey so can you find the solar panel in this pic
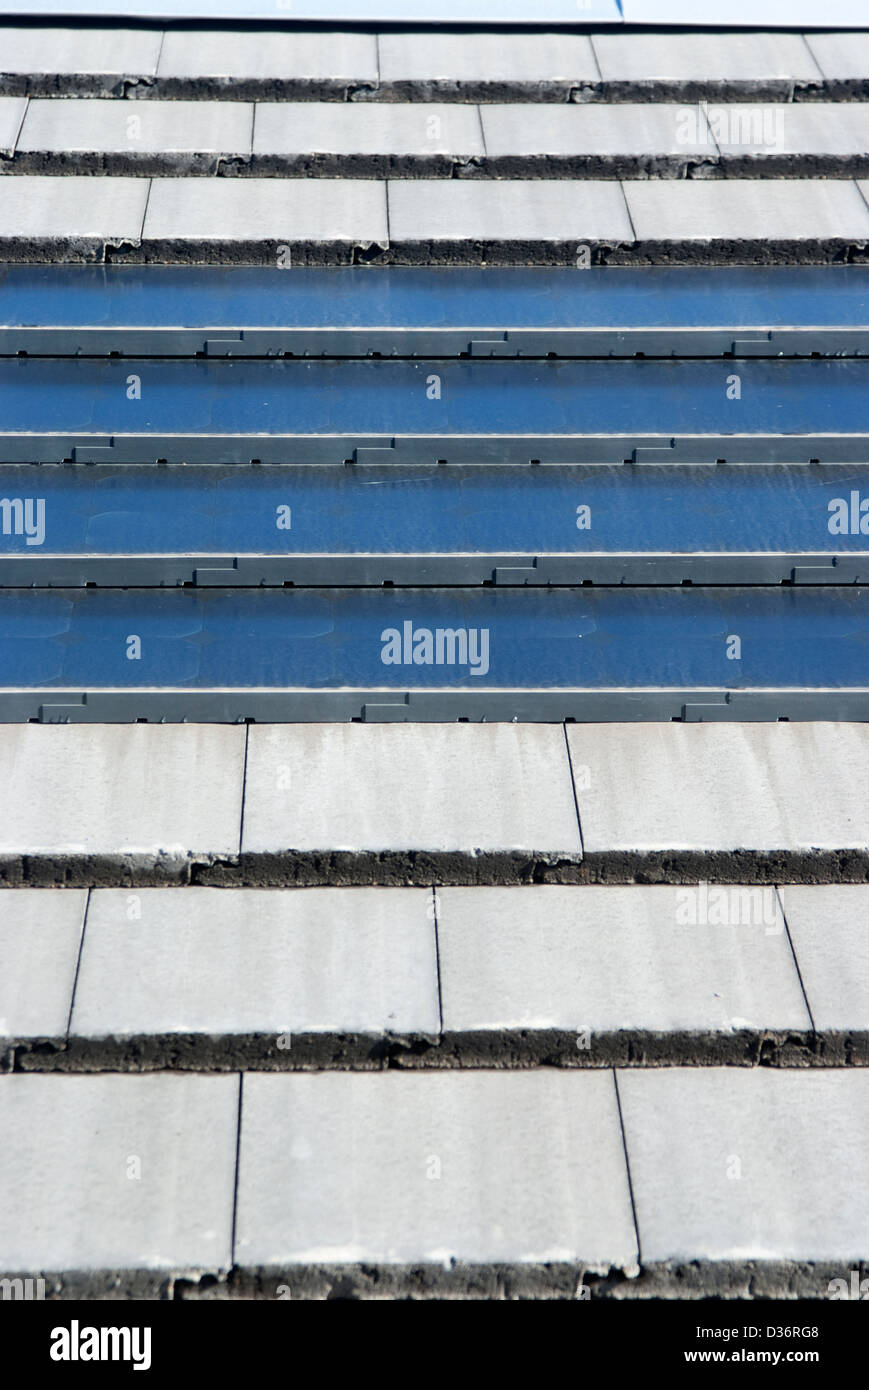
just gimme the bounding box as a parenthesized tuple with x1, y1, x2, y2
(3, 585, 869, 724)
(3, 267, 867, 359)
(2, 357, 869, 464)
(0, 463, 867, 587)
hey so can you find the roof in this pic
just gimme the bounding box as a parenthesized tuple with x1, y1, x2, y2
(1, 8, 868, 1306)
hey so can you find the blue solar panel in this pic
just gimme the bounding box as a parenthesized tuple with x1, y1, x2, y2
(1, 465, 869, 589)
(2, 358, 869, 464)
(0, 589, 866, 716)
(2, 266, 867, 358)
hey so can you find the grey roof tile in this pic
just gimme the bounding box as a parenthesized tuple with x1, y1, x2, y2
(378, 31, 598, 83)
(806, 31, 869, 80)
(71, 886, 439, 1038)
(0, 174, 148, 243)
(18, 97, 253, 157)
(0, 1073, 239, 1271)
(387, 179, 634, 244)
(622, 177, 869, 242)
(0, 25, 162, 76)
(253, 102, 483, 159)
(0, 724, 244, 857)
(480, 102, 713, 159)
(619, 1068, 869, 1262)
(157, 28, 378, 81)
(782, 885, 869, 1030)
(143, 177, 388, 247)
(438, 885, 809, 1034)
(567, 723, 869, 853)
(709, 102, 869, 158)
(0, 94, 26, 154)
(236, 1071, 637, 1267)
(0, 889, 86, 1038)
(241, 724, 581, 855)
(592, 30, 822, 82)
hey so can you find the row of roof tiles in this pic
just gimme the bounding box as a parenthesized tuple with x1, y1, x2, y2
(3, 1068, 868, 1287)
(1, 26, 869, 95)
(5, 174, 869, 260)
(5, 883, 869, 1065)
(0, 721, 868, 870)
(2, 98, 868, 175)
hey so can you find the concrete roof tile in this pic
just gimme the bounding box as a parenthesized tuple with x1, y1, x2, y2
(0, 724, 245, 856)
(143, 176, 388, 244)
(378, 30, 598, 83)
(0, 173, 148, 241)
(157, 28, 378, 80)
(592, 29, 822, 82)
(567, 723, 869, 854)
(388, 178, 634, 243)
(236, 1071, 637, 1267)
(480, 102, 713, 158)
(0, 94, 26, 154)
(782, 885, 869, 1030)
(253, 102, 483, 158)
(18, 97, 253, 156)
(619, 1068, 869, 1261)
(241, 724, 582, 855)
(0, 1073, 239, 1271)
(438, 884, 809, 1034)
(0, 24, 162, 76)
(623, 177, 869, 241)
(71, 886, 440, 1037)
(806, 31, 869, 81)
(0, 889, 86, 1038)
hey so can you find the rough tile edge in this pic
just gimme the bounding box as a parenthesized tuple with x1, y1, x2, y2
(4, 848, 869, 888)
(2, 78, 868, 103)
(0, 852, 233, 888)
(4, 152, 869, 180)
(9, 1030, 869, 1072)
(579, 849, 869, 886)
(7, 1260, 864, 1301)
(1, 234, 867, 266)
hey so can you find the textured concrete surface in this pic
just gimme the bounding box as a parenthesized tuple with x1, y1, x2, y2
(591, 31, 822, 85)
(235, 1070, 638, 1268)
(0, 889, 86, 1038)
(783, 885, 869, 1030)
(4, 720, 869, 886)
(158, 29, 377, 83)
(712, 102, 869, 176)
(2, 174, 868, 263)
(619, 1068, 869, 1262)
(0, 94, 25, 154)
(623, 177, 869, 245)
(568, 723, 869, 855)
(437, 884, 809, 1034)
(378, 31, 599, 86)
(4, 100, 864, 179)
(387, 178, 635, 250)
(15, 97, 254, 173)
(0, 724, 245, 858)
(252, 101, 484, 176)
(70, 886, 439, 1039)
(0, 1073, 239, 1271)
(241, 724, 582, 856)
(142, 177, 389, 258)
(806, 31, 869, 81)
(0, 174, 148, 253)
(0, 25, 162, 79)
(479, 102, 715, 176)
